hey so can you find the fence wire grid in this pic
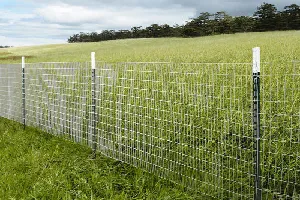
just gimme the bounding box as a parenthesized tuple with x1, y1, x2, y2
(0, 60, 300, 199)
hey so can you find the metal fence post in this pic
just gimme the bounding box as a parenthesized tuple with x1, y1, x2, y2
(22, 56, 26, 130)
(253, 47, 262, 200)
(91, 52, 97, 159)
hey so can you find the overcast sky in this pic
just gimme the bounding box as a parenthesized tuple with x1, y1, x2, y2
(0, 0, 299, 46)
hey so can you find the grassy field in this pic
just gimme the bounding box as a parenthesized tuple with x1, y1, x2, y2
(1, 31, 300, 199)
(0, 31, 299, 64)
(0, 117, 200, 199)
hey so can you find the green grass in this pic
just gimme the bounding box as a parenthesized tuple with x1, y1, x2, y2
(0, 31, 299, 64)
(0, 117, 200, 199)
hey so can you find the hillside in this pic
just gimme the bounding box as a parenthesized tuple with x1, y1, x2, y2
(0, 31, 300, 64)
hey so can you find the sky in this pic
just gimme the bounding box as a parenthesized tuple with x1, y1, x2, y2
(0, 0, 299, 46)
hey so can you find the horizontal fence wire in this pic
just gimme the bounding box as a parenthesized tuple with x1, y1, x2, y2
(0, 61, 300, 199)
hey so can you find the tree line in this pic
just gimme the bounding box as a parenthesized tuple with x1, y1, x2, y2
(68, 3, 300, 43)
(0, 46, 12, 48)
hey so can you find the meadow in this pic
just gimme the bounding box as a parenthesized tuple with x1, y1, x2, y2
(0, 31, 300, 64)
(1, 31, 300, 199)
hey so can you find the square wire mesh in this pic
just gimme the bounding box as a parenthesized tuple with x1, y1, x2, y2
(95, 62, 254, 199)
(24, 62, 92, 146)
(3, 60, 300, 199)
(260, 61, 300, 199)
(0, 64, 22, 123)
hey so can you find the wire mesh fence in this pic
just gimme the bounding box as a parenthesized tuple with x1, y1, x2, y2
(0, 64, 22, 122)
(0, 56, 300, 199)
(95, 62, 254, 199)
(260, 61, 300, 199)
(25, 62, 92, 145)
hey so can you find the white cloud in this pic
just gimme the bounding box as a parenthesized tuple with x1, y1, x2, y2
(0, 10, 36, 21)
(36, 3, 105, 24)
(0, 35, 65, 47)
(36, 3, 195, 27)
(26, 0, 299, 16)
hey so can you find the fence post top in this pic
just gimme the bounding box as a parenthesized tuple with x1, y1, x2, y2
(253, 47, 260, 73)
(22, 56, 25, 69)
(253, 47, 260, 51)
(91, 52, 95, 69)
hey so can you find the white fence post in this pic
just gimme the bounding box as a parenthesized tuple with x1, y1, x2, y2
(253, 47, 261, 200)
(253, 47, 260, 74)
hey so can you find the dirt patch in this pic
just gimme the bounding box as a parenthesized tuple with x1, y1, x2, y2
(0, 55, 35, 61)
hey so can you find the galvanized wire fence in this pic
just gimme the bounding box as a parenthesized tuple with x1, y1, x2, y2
(95, 62, 255, 199)
(260, 61, 300, 199)
(25, 62, 92, 145)
(0, 51, 300, 199)
(0, 64, 22, 122)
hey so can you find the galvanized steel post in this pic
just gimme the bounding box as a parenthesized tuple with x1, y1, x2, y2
(253, 47, 262, 200)
(22, 57, 26, 130)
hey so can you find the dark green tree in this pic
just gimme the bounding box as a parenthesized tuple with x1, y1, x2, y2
(183, 12, 212, 37)
(145, 24, 162, 37)
(214, 11, 234, 34)
(282, 4, 300, 30)
(131, 26, 143, 38)
(254, 2, 278, 31)
(233, 16, 255, 32)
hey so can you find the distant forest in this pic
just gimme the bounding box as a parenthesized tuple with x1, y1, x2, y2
(0, 46, 12, 48)
(68, 3, 300, 43)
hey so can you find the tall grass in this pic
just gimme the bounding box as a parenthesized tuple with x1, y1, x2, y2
(0, 31, 300, 64)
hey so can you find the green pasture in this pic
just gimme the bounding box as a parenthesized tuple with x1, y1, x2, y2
(0, 31, 300, 64)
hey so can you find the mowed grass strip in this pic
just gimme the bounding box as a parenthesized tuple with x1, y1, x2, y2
(0, 117, 199, 200)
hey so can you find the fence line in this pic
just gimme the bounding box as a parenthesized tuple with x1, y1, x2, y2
(0, 48, 300, 199)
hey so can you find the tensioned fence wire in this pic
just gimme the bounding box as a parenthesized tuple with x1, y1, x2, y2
(1, 61, 300, 199)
